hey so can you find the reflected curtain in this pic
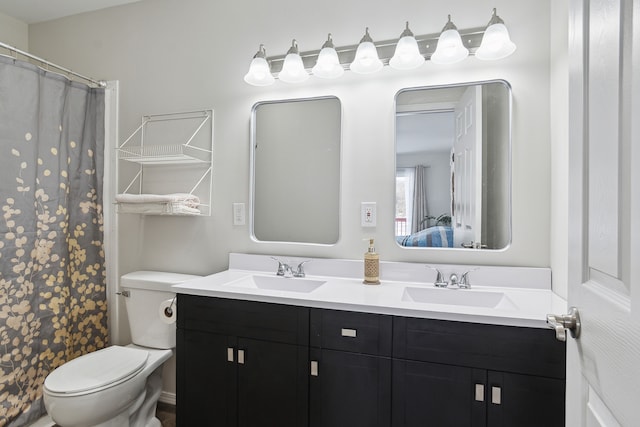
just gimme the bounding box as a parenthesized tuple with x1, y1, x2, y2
(412, 165, 429, 233)
(0, 56, 107, 426)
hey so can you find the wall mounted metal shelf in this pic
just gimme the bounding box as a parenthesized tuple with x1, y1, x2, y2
(116, 109, 213, 216)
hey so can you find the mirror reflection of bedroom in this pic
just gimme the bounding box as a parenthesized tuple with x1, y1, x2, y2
(395, 81, 511, 250)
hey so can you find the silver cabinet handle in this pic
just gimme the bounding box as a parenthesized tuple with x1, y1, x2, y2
(546, 306, 581, 341)
(491, 386, 501, 405)
(310, 360, 319, 377)
(341, 328, 357, 338)
(238, 349, 245, 365)
(474, 384, 485, 402)
(227, 347, 234, 362)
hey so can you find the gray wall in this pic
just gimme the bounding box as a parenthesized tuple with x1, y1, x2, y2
(0, 11, 28, 49)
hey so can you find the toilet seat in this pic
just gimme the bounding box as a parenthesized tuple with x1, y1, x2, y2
(44, 346, 149, 397)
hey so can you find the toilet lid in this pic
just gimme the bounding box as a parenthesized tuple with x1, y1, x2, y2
(44, 346, 148, 394)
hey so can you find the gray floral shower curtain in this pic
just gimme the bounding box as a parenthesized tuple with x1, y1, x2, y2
(0, 55, 107, 426)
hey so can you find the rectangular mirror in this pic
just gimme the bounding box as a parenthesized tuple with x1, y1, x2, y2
(395, 80, 511, 250)
(251, 96, 341, 245)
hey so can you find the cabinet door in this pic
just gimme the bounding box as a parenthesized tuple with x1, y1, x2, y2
(392, 359, 486, 427)
(237, 338, 309, 427)
(310, 348, 391, 427)
(486, 371, 565, 427)
(177, 329, 237, 427)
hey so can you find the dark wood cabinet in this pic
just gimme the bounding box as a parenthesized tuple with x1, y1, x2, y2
(486, 370, 565, 427)
(310, 309, 392, 427)
(392, 317, 566, 427)
(392, 359, 485, 427)
(177, 295, 565, 427)
(177, 295, 309, 427)
(236, 337, 308, 427)
(177, 329, 236, 427)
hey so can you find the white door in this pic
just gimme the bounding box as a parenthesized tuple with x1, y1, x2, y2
(563, 0, 640, 425)
(452, 85, 482, 248)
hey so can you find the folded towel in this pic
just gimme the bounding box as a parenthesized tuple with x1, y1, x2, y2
(116, 193, 200, 208)
(117, 201, 201, 215)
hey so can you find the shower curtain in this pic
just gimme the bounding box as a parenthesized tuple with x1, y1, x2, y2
(0, 55, 107, 426)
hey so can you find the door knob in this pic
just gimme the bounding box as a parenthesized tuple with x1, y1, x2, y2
(546, 307, 581, 341)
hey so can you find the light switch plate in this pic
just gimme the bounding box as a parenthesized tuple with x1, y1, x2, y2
(361, 202, 376, 227)
(233, 203, 245, 225)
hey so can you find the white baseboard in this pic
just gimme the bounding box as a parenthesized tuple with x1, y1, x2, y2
(159, 391, 176, 406)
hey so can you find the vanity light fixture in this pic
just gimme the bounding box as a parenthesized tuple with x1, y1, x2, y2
(389, 22, 425, 70)
(278, 40, 310, 83)
(349, 28, 383, 74)
(243, 9, 517, 86)
(430, 15, 469, 65)
(243, 44, 275, 86)
(475, 8, 517, 60)
(312, 34, 344, 79)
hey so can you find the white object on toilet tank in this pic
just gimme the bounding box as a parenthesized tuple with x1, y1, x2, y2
(121, 271, 201, 349)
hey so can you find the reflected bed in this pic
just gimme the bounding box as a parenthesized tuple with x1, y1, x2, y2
(396, 226, 453, 248)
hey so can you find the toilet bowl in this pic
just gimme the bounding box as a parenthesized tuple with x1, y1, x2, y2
(43, 271, 200, 427)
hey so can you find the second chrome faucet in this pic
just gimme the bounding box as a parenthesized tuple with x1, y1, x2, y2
(427, 266, 475, 289)
(271, 257, 310, 278)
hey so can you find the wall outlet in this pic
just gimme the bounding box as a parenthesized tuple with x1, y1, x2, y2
(233, 203, 245, 225)
(361, 202, 377, 227)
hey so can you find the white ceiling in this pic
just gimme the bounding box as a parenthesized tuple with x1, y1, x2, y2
(396, 111, 455, 155)
(0, 0, 141, 24)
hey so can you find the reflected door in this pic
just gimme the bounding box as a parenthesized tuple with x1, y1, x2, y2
(453, 85, 482, 248)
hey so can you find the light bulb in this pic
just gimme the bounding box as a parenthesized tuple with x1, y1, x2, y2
(476, 9, 516, 60)
(312, 34, 344, 79)
(350, 28, 383, 74)
(431, 15, 469, 65)
(278, 39, 310, 83)
(243, 45, 275, 86)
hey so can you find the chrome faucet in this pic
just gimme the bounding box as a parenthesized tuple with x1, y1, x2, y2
(426, 266, 475, 289)
(271, 257, 310, 278)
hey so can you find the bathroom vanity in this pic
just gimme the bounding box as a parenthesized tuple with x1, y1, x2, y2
(174, 254, 566, 427)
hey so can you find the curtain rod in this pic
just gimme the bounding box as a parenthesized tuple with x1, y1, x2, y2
(0, 40, 106, 88)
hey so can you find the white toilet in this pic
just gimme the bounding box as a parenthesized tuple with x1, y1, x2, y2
(43, 271, 200, 427)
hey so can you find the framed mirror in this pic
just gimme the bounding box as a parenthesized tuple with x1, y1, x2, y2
(251, 96, 341, 244)
(395, 80, 511, 250)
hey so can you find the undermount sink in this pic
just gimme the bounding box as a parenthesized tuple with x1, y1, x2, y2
(401, 286, 517, 310)
(226, 275, 326, 293)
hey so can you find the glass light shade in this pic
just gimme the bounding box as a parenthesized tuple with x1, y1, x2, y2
(350, 41, 383, 74)
(390, 36, 425, 70)
(312, 47, 344, 79)
(476, 23, 516, 60)
(431, 29, 469, 64)
(278, 40, 309, 83)
(350, 28, 383, 74)
(244, 56, 275, 86)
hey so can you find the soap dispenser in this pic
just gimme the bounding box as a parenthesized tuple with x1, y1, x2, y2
(363, 238, 380, 285)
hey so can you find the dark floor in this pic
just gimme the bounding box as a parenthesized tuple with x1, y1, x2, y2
(156, 402, 176, 427)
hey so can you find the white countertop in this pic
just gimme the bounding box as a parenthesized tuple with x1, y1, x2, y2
(172, 253, 567, 329)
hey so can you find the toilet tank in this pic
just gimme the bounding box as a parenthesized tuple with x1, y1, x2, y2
(121, 271, 201, 349)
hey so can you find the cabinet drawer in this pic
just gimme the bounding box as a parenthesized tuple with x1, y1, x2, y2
(310, 309, 392, 356)
(178, 295, 309, 345)
(393, 317, 566, 379)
